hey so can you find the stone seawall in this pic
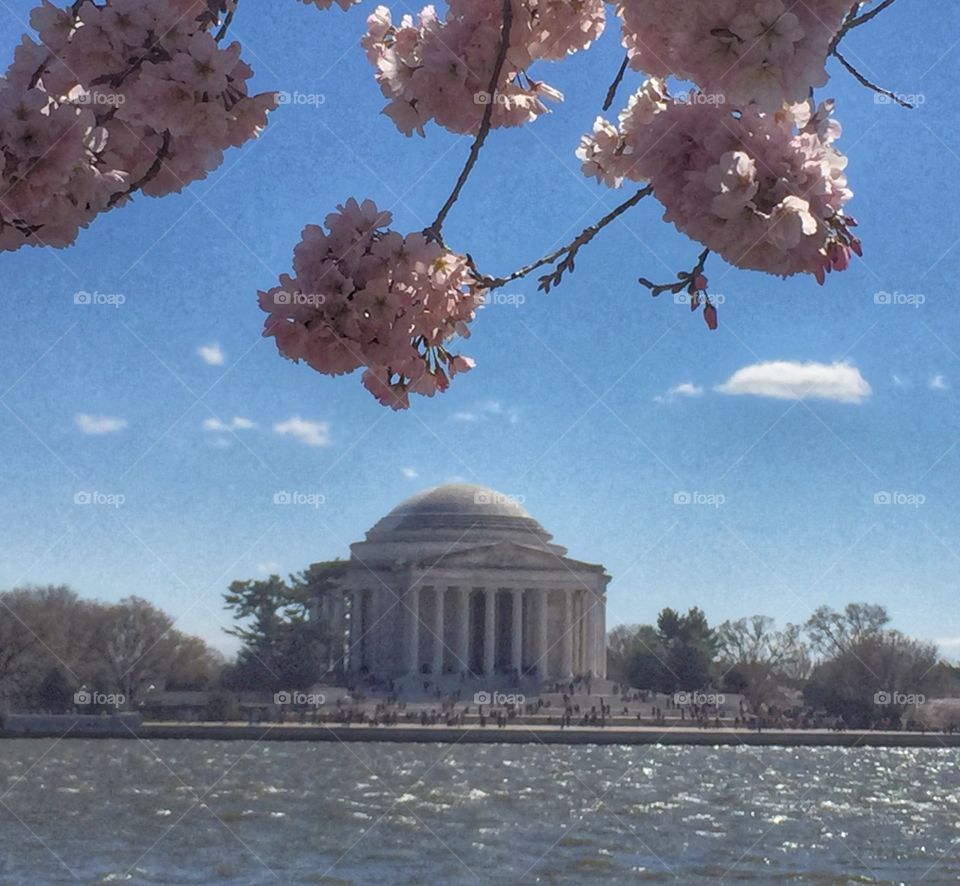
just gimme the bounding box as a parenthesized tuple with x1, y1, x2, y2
(3, 722, 959, 748)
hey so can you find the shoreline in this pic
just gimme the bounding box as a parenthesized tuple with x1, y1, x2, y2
(3, 722, 959, 748)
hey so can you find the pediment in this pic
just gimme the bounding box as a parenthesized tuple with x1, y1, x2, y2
(419, 541, 603, 574)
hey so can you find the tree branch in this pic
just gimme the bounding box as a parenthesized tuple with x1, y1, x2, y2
(830, 46, 913, 108)
(602, 54, 630, 112)
(427, 0, 513, 241)
(480, 185, 653, 292)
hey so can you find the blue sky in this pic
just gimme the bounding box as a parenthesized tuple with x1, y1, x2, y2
(1, 1, 958, 658)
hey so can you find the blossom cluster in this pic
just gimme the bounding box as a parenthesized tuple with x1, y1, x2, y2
(0, 0, 276, 252)
(616, 0, 855, 110)
(361, 0, 606, 136)
(578, 82, 860, 279)
(260, 198, 486, 409)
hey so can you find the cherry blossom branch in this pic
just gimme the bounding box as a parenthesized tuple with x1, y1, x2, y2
(828, 1, 912, 109)
(638, 247, 710, 298)
(830, 46, 913, 108)
(427, 0, 513, 241)
(480, 185, 653, 292)
(602, 54, 630, 112)
(638, 247, 717, 329)
(837, 0, 899, 41)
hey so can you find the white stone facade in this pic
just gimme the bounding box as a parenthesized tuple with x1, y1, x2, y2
(318, 484, 609, 681)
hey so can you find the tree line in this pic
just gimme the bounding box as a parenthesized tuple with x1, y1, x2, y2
(607, 603, 957, 728)
(0, 586, 221, 713)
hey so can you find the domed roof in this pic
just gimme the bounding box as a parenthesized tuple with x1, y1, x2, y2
(362, 483, 554, 545)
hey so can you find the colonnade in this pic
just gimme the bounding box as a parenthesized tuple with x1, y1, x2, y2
(334, 584, 605, 679)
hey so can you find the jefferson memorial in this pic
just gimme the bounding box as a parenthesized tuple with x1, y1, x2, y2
(318, 484, 609, 681)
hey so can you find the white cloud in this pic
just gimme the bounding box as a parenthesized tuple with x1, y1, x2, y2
(655, 382, 704, 403)
(257, 562, 281, 575)
(273, 416, 331, 447)
(74, 413, 128, 435)
(929, 374, 949, 391)
(452, 400, 520, 425)
(401, 467, 419, 479)
(716, 360, 871, 404)
(203, 416, 256, 432)
(197, 343, 225, 366)
(892, 374, 908, 389)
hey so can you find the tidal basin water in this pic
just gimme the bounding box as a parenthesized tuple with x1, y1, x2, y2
(0, 740, 957, 884)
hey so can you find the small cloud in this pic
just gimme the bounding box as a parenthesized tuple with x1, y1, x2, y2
(257, 562, 281, 575)
(401, 467, 419, 479)
(892, 374, 908, 389)
(655, 382, 704, 403)
(203, 416, 256, 432)
(716, 360, 871, 404)
(273, 416, 331, 447)
(929, 374, 949, 391)
(74, 413, 127, 435)
(453, 401, 520, 424)
(198, 343, 225, 366)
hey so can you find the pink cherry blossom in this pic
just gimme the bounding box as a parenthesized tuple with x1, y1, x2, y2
(260, 198, 487, 409)
(616, 0, 855, 111)
(0, 0, 276, 252)
(578, 83, 859, 279)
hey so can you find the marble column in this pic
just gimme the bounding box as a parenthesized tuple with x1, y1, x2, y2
(349, 588, 364, 672)
(511, 588, 523, 675)
(405, 585, 420, 675)
(432, 587, 445, 675)
(483, 588, 496, 676)
(559, 590, 573, 679)
(598, 593, 606, 678)
(535, 588, 549, 679)
(454, 588, 470, 674)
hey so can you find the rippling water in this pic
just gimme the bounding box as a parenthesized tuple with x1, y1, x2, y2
(0, 740, 958, 884)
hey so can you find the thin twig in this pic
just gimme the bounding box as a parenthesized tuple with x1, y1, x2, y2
(831, 47, 913, 108)
(427, 0, 513, 240)
(638, 248, 711, 297)
(215, 0, 239, 42)
(602, 54, 630, 112)
(481, 185, 654, 292)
